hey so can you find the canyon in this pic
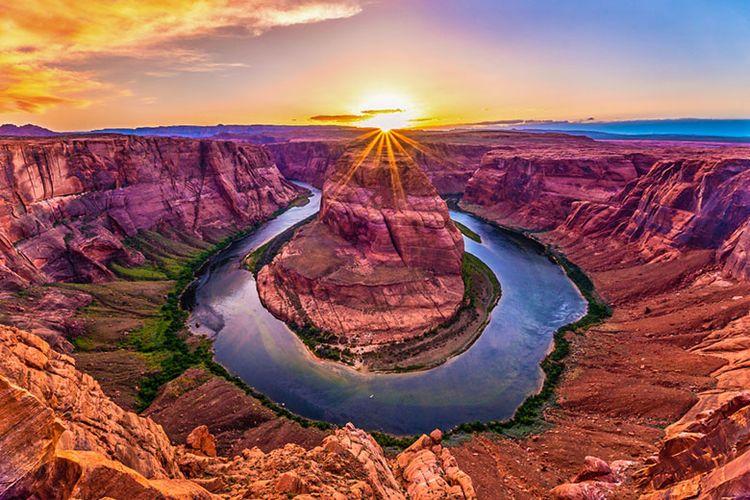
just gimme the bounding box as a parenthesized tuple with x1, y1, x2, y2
(0, 128, 749, 498)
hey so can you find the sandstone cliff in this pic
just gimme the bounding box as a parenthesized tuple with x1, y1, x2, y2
(460, 150, 656, 229)
(267, 140, 347, 188)
(552, 157, 750, 281)
(258, 133, 465, 345)
(0, 136, 301, 286)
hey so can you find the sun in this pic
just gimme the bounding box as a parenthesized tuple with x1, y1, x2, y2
(355, 92, 418, 132)
(365, 112, 408, 132)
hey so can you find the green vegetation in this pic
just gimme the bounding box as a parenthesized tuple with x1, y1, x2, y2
(109, 262, 168, 281)
(287, 322, 353, 364)
(126, 202, 313, 409)
(370, 431, 419, 450)
(454, 220, 481, 243)
(461, 252, 500, 306)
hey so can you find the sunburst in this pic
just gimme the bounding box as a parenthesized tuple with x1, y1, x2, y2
(321, 129, 430, 217)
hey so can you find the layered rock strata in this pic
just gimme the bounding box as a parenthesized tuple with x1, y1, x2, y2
(258, 134, 465, 344)
(552, 157, 750, 281)
(461, 150, 656, 229)
(0, 136, 301, 287)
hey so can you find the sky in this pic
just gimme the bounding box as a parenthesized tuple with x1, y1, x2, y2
(1, 0, 748, 131)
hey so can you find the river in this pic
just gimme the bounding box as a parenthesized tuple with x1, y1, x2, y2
(188, 183, 587, 435)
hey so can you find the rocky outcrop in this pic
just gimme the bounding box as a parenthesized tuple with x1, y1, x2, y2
(187, 426, 218, 458)
(258, 133, 465, 344)
(178, 423, 476, 499)
(0, 136, 301, 286)
(639, 391, 750, 498)
(0, 325, 181, 479)
(0, 325, 212, 499)
(550, 456, 633, 499)
(393, 429, 476, 499)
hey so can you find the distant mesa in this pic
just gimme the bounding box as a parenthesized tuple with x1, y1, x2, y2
(257, 131, 466, 348)
(0, 123, 59, 137)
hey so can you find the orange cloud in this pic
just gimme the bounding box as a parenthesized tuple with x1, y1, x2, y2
(0, 0, 363, 114)
(310, 108, 406, 123)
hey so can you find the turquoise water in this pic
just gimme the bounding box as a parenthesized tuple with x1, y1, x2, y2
(188, 184, 587, 434)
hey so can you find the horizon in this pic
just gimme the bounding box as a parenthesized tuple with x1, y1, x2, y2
(2, 0, 749, 131)
(4, 117, 750, 136)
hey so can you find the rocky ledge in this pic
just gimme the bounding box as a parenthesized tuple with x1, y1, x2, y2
(258, 133, 465, 347)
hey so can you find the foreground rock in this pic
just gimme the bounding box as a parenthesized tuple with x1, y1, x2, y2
(0, 325, 181, 479)
(179, 423, 476, 499)
(259, 132, 465, 345)
(0, 325, 212, 498)
(0, 324, 476, 498)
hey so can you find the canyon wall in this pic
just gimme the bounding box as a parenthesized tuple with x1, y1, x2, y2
(0, 136, 301, 287)
(266, 141, 347, 188)
(268, 137, 490, 194)
(258, 135, 465, 344)
(460, 150, 656, 229)
(450, 139, 750, 498)
(551, 157, 750, 281)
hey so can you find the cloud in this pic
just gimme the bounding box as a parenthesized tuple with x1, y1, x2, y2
(360, 108, 403, 115)
(0, 1, 364, 114)
(0, 64, 102, 113)
(310, 108, 406, 123)
(310, 114, 366, 123)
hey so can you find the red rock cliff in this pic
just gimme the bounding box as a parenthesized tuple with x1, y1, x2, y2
(258, 133, 465, 345)
(460, 149, 656, 229)
(553, 157, 750, 280)
(0, 136, 301, 287)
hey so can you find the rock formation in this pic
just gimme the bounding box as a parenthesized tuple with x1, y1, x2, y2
(178, 423, 476, 499)
(258, 132, 465, 345)
(0, 135, 301, 286)
(0, 326, 181, 479)
(0, 324, 476, 499)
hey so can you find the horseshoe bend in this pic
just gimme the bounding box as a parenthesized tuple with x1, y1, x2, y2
(255, 132, 506, 371)
(2, 3, 750, 499)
